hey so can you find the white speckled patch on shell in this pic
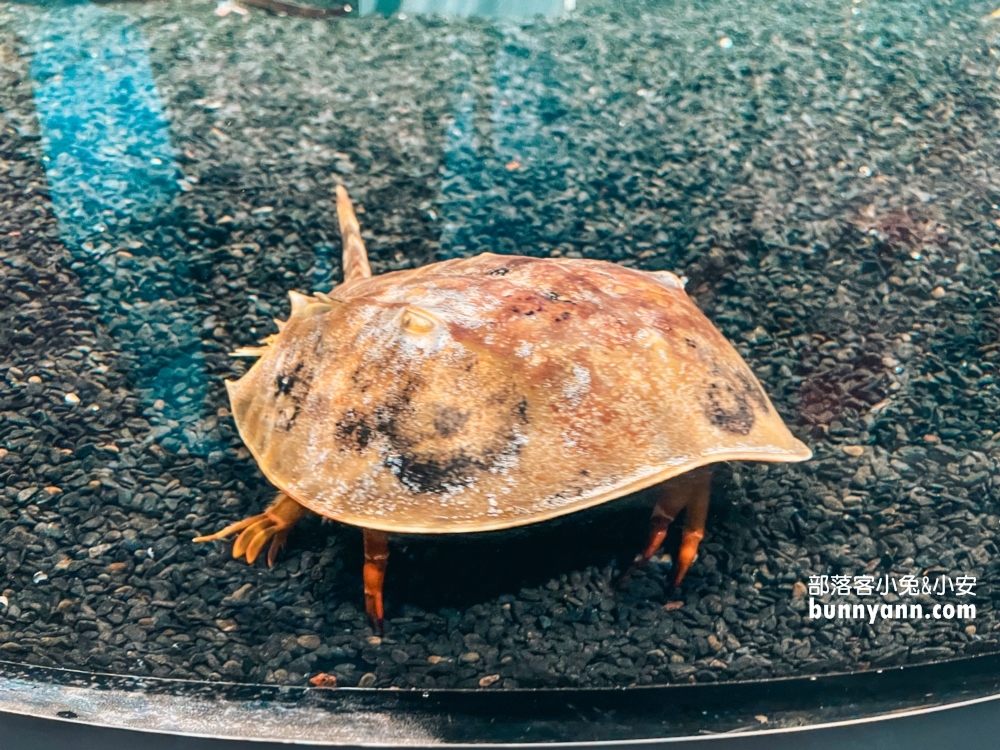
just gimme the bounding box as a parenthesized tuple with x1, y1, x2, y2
(562, 364, 591, 407)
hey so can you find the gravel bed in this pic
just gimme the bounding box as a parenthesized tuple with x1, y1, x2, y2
(1, 0, 999, 689)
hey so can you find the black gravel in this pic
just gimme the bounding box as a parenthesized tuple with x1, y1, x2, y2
(1, 0, 999, 690)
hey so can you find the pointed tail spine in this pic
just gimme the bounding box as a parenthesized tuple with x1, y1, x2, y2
(335, 185, 372, 283)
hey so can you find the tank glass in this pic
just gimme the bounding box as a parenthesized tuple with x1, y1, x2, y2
(0, 0, 996, 691)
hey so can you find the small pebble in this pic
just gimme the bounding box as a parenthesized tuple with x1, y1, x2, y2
(842, 445, 865, 457)
(0, 596, 7, 608)
(965, 625, 977, 637)
(366, 635, 382, 646)
(718, 36, 733, 49)
(358, 673, 377, 688)
(32, 572, 48, 584)
(478, 674, 501, 687)
(931, 286, 946, 299)
(309, 672, 339, 688)
(63, 393, 80, 405)
(792, 581, 808, 599)
(27, 375, 41, 384)
(460, 651, 481, 663)
(297, 634, 322, 650)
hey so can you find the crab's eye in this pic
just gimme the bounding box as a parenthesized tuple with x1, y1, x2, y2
(400, 307, 436, 335)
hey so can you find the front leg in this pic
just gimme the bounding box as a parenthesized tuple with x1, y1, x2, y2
(194, 491, 308, 567)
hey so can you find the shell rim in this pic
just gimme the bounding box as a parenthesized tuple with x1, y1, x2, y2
(226, 374, 812, 535)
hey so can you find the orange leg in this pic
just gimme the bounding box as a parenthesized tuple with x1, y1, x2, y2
(363, 529, 389, 635)
(672, 468, 711, 588)
(619, 480, 692, 586)
(194, 491, 308, 567)
(621, 467, 712, 592)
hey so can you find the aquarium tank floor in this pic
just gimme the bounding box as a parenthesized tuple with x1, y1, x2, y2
(0, 0, 998, 690)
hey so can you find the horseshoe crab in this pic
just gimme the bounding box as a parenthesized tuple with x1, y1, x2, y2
(195, 187, 812, 631)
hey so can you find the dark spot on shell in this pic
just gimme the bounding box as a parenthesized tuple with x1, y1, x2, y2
(516, 397, 529, 422)
(275, 361, 304, 397)
(433, 405, 469, 437)
(555, 311, 571, 322)
(735, 369, 768, 411)
(686, 338, 697, 349)
(488, 267, 510, 276)
(334, 357, 529, 495)
(542, 290, 575, 304)
(387, 392, 528, 494)
(274, 361, 312, 431)
(702, 379, 755, 435)
(580, 469, 590, 477)
(279, 404, 301, 431)
(337, 409, 375, 450)
(509, 292, 546, 317)
(393, 452, 482, 495)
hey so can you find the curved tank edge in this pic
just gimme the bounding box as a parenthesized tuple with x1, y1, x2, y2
(1, 653, 1000, 746)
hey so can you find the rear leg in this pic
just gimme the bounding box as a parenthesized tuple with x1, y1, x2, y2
(619, 467, 712, 594)
(363, 529, 389, 635)
(673, 469, 710, 589)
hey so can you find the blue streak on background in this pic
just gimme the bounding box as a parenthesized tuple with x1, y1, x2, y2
(437, 37, 562, 259)
(23, 5, 212, 455)
(27, 5, 179, 242)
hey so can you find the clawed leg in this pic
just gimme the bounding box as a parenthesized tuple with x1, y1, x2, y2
(618, 481, 691, 587)
(194, 491, 308, 567)
(673, 469, 710, 588)
(363, 529, 389, 635)
(621, 467, 711, 594)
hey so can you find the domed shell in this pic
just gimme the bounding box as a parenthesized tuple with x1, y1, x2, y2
(227, 253, 811, 534)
